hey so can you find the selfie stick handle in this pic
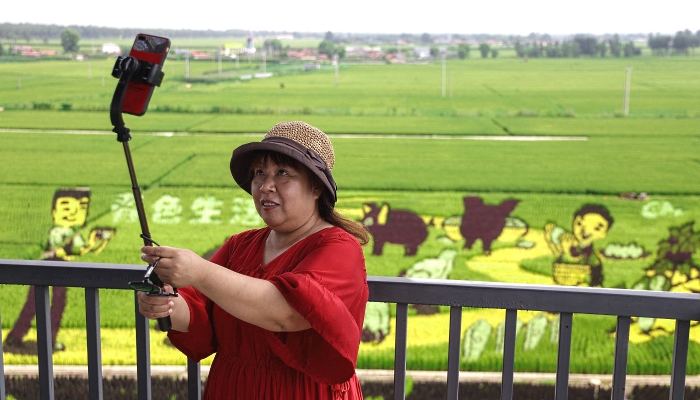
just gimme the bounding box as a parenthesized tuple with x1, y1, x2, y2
(111, 56, 172, 332)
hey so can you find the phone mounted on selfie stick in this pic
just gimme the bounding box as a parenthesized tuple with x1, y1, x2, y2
(110, 34, 176, 332)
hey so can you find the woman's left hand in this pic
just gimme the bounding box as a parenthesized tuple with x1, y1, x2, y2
(141, 246, 208, 288)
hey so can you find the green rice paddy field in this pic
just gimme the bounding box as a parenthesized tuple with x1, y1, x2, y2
(1, 55, 699, 373)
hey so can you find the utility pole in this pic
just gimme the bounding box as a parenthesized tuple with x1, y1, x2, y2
(449, 71, 453, 98)
(623, 66, 632, 116)
(333, 53, 339, 87)
(185, 51, 190, 80)
(262, 50, 266, 74)
(441, 53, 446, 98)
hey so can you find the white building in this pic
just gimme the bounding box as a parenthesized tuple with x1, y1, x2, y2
(101, 43, 122, 55)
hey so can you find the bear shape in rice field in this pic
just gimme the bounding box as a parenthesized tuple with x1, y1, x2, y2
(361, 203, 428, 256)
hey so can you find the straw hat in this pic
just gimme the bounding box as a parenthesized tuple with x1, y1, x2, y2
(230, 121, 337, 202)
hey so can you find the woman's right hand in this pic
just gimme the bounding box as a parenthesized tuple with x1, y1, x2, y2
(137, 284, 175, 320)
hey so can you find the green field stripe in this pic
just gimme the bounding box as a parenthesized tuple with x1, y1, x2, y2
(497, 117, 700, 137)
(3, 132, 699, 194)
(189, 114, 504, 135)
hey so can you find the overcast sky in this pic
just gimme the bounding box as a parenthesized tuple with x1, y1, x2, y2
(4, 0, 699, 36)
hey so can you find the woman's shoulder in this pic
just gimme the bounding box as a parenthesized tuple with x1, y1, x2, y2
(311, 226, 362, 248)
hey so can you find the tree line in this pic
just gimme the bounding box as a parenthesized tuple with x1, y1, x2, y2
(510, 35, 644, 58)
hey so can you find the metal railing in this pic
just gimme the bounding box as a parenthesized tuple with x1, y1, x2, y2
(1, 259, 699, 400)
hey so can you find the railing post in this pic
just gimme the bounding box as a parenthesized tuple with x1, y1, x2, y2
(669, 320, 690, 400)
(35, 285, 55, 400)
(187, 358, 201, 400)
(85, 288, 104, 400)
(554, 312, 572, 400)
(446, 306, 462, 400)
(134, 292, 151, 400)
(611, 316, 630, 400)
(1, 311, 6, 400)
(500, 309, 518, 400)
(393, 303, 408, 400)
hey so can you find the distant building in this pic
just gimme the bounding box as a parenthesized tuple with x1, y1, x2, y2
(345, 46, 383, 59)
(224, 37, 256, 57)
(287, 48, 319, 61)
(191, 51, 213, 60)
(413, 47, 431, 59)
(101, 43, 121, 55)
(385, 53, 406, 64)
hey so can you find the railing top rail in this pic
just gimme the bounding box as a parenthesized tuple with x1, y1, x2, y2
(0, 259, 145, 290)
(369, 276, 700, 321)
(2, 259, 699, 321)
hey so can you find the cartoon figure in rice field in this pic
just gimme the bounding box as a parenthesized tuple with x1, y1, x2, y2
(3, 188, 115, 354)
(544, 204, 614, 287)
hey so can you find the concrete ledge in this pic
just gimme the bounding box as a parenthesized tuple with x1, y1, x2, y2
(5, 365, 700, 387)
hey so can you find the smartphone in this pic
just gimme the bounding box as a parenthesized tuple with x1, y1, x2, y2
(121, 33, 170, 116)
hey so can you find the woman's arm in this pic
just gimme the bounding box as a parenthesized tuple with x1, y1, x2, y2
(141, 246, 311, 332)
(136, 286, 191, 332)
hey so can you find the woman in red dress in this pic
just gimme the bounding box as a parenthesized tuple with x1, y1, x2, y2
(137, 121, 370, 399)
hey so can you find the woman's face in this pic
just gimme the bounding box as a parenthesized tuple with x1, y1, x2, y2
(251, 156, 322, 233)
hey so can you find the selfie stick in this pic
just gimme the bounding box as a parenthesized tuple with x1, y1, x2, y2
(110, 56, 173, 332)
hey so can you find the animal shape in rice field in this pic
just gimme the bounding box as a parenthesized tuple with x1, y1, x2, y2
(3, 188, 115, 355)
(361, 302, 391, 344)
(544, 204, 613, 287)
(399, 249, 458, 314)
(460, 197, 519, 255)
(630, 221, 700, 337)
(361, 203, 428, 256)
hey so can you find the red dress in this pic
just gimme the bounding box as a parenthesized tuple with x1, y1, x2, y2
(168, 227, 368, 399)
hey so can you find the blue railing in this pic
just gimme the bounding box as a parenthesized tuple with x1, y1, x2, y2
(1, 259, 699, 400)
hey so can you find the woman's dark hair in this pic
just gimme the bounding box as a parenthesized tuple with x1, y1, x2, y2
(248, 151, 369, 245)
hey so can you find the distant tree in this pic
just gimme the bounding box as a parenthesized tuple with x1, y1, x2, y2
(318, 40, 335, 58)
(263, 39, 283, 55)
(479, 43, 490, 58)
(527, 44, 542, 58)
(491, 48, 499, 58)
(609, 34, 621, 57)
(597, 41, 607, 57)
(420, 33, 432, 44)
(545, 42, 561, 58)
(573, 35, 597, 56)
(0, 43, 4, 56)
(429, 46, 439, 57)
(672, 30, 695, 54)
(318, 40, 345, 59)
(324, 31, 334, 42)
(560, 41, 580, 57)
(623, 41, 641, 57)
(60, 29, 80, 53)
(648, 34, 672, 55)
(457, 43, 470, 59)
(514, 40, 524, 57)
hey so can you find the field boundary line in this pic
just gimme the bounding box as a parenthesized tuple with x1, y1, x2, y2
(0, 129, 588, 141)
